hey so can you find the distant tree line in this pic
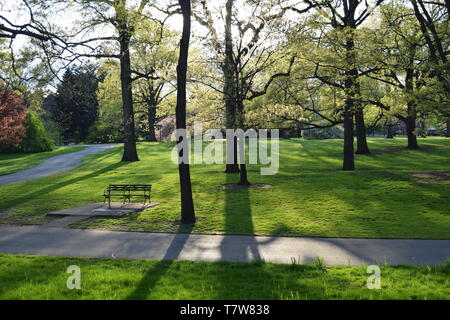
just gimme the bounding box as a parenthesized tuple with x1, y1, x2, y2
(43, 65, 102, 144)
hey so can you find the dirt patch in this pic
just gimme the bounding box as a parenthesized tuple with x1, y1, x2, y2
(222, 183, 273, 190)
(0, 208, 15, 218)
(170, 217, 205, 226)
(0, 214, 59, 226)
(412, 171, 450, 183)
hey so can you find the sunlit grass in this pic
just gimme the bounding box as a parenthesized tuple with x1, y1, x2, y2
(0, 137, 449, 238)
(0, 254, 449, 300)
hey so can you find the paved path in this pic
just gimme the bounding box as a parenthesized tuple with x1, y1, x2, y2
(0, 144, 118, 186)
(0, 225, 448, 266)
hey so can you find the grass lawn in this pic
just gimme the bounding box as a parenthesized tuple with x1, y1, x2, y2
(0, 137, 449, 238)
(0, 146, 87, 176)
(0, 254, 448, 300)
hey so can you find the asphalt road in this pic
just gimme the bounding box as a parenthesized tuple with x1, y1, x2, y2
(0, 144, 118, 186)
(0, 226, 448, 265)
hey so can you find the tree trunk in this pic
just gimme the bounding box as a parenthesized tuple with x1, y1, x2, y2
(446, 119, 450, 137)
(225, 136, 239, 173)
(147, 105, 157, 142)
(404, 65, 419, 150)
(119, 32, 139, 162)
(224, 70, 239, 173)
(354, 107, 370, 154)
(405, 115, 419, 149)
(343, 105, 355, 170)
(176, 0, 195, 224)
(386, 124, 394, 138)
(236, 101, 251, 185)
(223, 0, 239, 174)
(342, 29, 356, 171)
(238, 163, 250, 185)
(224, 97, 239, 173)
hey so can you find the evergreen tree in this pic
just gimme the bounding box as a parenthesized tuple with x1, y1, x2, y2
(45, 65, 101, 143)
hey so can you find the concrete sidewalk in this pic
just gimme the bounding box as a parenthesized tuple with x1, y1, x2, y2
(0, 225, 448, 266)
(0, 144, 118, 186)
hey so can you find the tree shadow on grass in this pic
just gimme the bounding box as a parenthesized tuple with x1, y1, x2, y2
(331, 169, 450, 239)
(210, 174, 286, 299)
(125, 224, 194, 299)
(0, 161, 130, 213)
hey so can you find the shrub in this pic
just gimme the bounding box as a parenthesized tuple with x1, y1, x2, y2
(18, 111, 55, 152)
(302, 126, 344, 139)
(17, 110, 55, 153)
(1, 111, 55, 153)
(85, 122, 123, 143)
(0, 88, 27, 148)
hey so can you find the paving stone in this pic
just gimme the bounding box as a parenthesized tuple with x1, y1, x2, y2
(46, 202, 159, 218)
(40, 215, 90, 228)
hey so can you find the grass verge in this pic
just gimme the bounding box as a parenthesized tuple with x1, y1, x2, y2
(0, 254, 449, 300)
(0, 138, 449, 238)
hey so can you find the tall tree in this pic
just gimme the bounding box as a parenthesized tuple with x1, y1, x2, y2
(194, 0, 295, 184)
(364, 2, 434, 149)
(132, 20, 177, 142)
(42, 93, 69, 144)
(410, 0, 450, 136)
(307, 0, 385, 169)
(176, 0, 196, 224)
(411, 0, 449, 75)
(94, 60, 125, 143)
(46, 65, 101, 142)
(193, 0, 239, 173)
(28, 0, 157, 161)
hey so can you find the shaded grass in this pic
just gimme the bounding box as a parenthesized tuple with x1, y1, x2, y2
(0, 138, 449, 238)
(0, 146, 86, 176)
(0, 253, 449, 300)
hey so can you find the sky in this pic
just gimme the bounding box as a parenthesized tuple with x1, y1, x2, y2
(1, 0, 383, 51)
(0, 0, 382, 88)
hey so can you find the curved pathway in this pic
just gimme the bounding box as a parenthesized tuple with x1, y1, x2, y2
(0, 144, 118, 186)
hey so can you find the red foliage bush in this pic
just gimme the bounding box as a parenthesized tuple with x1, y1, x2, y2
(0, 88, 28, 148)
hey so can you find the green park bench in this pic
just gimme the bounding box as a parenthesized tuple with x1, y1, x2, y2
(103, 184, 151, 209)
